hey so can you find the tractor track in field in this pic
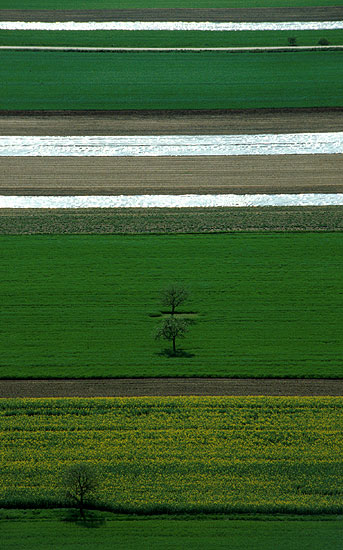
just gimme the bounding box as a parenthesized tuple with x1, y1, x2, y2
(1, 8, 343, 22)
(0, 378, 342, 398)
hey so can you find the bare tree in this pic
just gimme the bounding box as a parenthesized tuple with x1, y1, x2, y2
(63, 463, 99, 519)
(161, 284, 189, 316)
(155, 316, 190, 354)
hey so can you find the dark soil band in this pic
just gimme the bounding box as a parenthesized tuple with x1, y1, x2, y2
(1, 8, 342, 22)
(1, 378, 342, 398)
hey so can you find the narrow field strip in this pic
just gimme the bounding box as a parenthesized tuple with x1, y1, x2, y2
(3, 155, 342, 196)
(2, 111, 341, 136)
(2, 193, 343, 208)
(1, 378, 342, 398)
(1, 21, 343, 31)
(1, 133, 342, 156)
(1, 7, 342, 23)
(2, 46, 343, 52)
(1, 206, 342, 234)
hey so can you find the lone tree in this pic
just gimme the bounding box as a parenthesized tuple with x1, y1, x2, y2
(161, 284, 189, 315)
(63, 463, 99, 519)
(155, 316, 190, 354)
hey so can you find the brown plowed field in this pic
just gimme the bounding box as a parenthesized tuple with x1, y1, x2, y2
(1, 154, 342, 195)
(1, 378, 342, 398)
(2, 109, 343, 135)
(1, 8, 342, 22)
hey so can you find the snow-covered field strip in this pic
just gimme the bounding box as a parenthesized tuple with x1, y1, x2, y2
(1, 194, 343, 208)
(1, 21, 343, 31)
(1, 133, 343, 157)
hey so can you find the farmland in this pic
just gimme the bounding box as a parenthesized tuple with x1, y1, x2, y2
(0, 397, 342, 513)
(1, 1, 340, 9)
(1, 233, 342, 379)
(1, 30, 343, 49)
(1, 207, 343, 235)
(2, 513, 343, 550)
(1, 50, 342, 110)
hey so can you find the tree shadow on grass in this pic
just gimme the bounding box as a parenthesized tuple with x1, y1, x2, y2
(157, 348, 195, 359)
(62, 509, 106, 528)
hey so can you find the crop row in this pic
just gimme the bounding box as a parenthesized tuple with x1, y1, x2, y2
(0, 397, 342, 514)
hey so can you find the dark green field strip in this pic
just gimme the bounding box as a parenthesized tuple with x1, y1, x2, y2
(0, 233, 342, 379)
(1, 50, 342, 110)
(1, 1, 340, 10)
(2, 514, 343, 550)
(1, 30, 342, 48)
(1, 207, 343, 234)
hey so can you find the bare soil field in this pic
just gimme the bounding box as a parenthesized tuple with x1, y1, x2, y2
(1, 206, 342, 234)
(1, 8, 342, 22)
(1, 378, 342, 398)
(1, 154, 342, 196)
(1, 109, 342, 135)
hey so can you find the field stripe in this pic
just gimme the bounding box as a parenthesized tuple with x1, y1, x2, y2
(1, 133, 342, 156)
(2, 46, 343, 52)
(1, 8, 342, 23)
(1, 21, 343, 31)
(0, 378, 342, 397)
(1, 194, 343, 208)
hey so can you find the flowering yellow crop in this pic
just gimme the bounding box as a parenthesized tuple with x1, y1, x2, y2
(0, 397, 342, 514)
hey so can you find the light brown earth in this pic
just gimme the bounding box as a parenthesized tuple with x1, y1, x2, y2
(1, 8, 342, 22)
(0, 378, 342, 398)
(1, 155, 342, 195)
(2, 109, 343, 135)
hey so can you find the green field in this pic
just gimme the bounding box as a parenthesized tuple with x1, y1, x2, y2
(1, 233, 342, 379)
(1, 397, 342, 514)
(3, 0, 340, 8)
(2, 512, 343, 550)
(1, 207, 343, 235)
(1, 50, 342, 110)
(1, 30, 342, 48)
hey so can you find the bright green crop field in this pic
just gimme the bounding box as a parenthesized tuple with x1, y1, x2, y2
(2, 513, 343, 550)
(1, 50, 342, 110)
(0, 233, 342, 379)
(1, 30, 342, 48)
(1, 397, 342, 514)
(2, 1, 340, 8)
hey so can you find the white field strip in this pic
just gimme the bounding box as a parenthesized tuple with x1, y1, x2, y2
(1, 133, 343, 157)
(2, 46, 342, 52)
(1, 194, 343, 208)
(0, 21, 343, 31)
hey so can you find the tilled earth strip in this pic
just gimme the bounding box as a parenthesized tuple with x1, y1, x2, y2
(2, 155, 343, 196)
(2, 109, 342, 135)
(1, 8, 343, 22)
(1, 378, 342, 398)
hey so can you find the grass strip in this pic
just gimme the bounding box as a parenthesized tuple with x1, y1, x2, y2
(1, 50, 342, 110)
(0, 207, 342, 234)
(1, 397, 342, 514)
(1, 514, 343, 550)
(0, 232, 342, 378)
(1, 30, 342, 48)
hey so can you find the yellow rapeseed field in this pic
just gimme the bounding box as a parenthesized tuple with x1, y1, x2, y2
(0, 397, 342, 513)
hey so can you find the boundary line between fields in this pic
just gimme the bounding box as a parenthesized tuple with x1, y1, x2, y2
(1, 378, 342, 398)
